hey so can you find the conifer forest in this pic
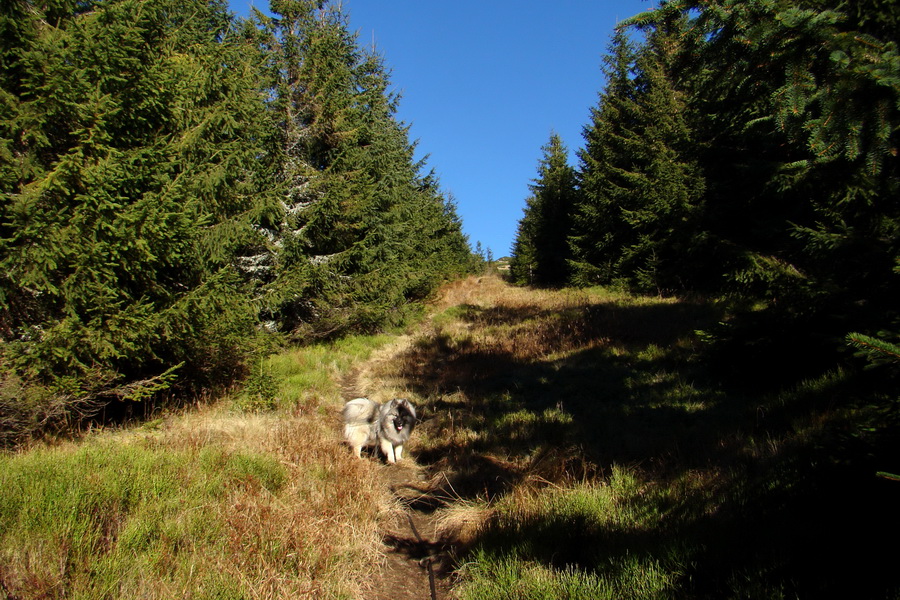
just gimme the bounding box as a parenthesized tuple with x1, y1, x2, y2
(0, 0, 474, 441)
(511, 0, 899, 399)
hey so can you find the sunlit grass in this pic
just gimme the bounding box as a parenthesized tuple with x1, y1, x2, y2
(368, 276, 897, 599)
(2, 276, 894, 599)
(453, 467, 687, 600)
(0, 333, 395, 599)
(457, 550, 683, 600)
(235, 333, 394, 412)
(0, 438, 279, 597)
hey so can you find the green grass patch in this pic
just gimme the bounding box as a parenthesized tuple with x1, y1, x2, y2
(0, 327, 408, 599)
(0, 435, 287, 598)
(457, 551, 682, 600)
(457, 468, 687, 600)
(381, 279, 900, 599)
(235, 333, 394, 411)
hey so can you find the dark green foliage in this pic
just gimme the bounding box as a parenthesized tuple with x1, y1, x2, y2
(248, 1, 472, 338)
(578, 17, 707, 294)
(666, 0, 898, 384)
(568, 30, 638, 288)
(676, 0, 900, 309)
(848, 331, 900, 367)
(530, 0, 899, 379)
(482, 2, 900, 478)
(0, 0, 473, 442)
(570, 18, 708, 294)
(510, 134, 579, 287)
(0, 0, 268, 409)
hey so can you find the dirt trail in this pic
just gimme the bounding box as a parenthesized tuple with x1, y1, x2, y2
(337, 276, 524, 599)
(339, 334, 457, 600)
(370, 464, 455, 600)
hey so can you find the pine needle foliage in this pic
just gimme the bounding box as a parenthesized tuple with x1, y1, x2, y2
(1, 0, 269, 433)
(510, 133, 579, 287)
(570, 16, 707, 294)
(247, 1, 472, 338)
(522, 0, 898, 386)
(568, 30, 639, 288)
(0, 0, 473, 442)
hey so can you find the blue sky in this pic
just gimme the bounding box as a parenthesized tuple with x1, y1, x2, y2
(229, 0, 653, 258)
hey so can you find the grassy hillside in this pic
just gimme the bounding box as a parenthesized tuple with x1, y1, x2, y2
(0, 335, 397, 599)
(1, 276, 898, 599)
(360, 277, 900, 599)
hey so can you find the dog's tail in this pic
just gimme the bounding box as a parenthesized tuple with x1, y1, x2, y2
(342, 397, 377, 424)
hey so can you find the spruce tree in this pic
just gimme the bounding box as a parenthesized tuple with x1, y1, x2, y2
(0, 0, 271, 420)
(615, 12, 707, 293)
(511, 133, 578, 287)
(644, 0, 897, 305)
(571, 19, 706, 294)
(0, 0, 472, 440)
(617, 0, 899, 382)
(253, 0, 471, 336)
(569, 30, 638, 287)
(510, 219, 538, 286)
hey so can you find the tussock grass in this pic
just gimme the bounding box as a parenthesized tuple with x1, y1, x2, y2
(452, 468, 687, 600)
(2, 276, 897, 599)
(368, 275, 900, 599)
(0, 337, 396, 600)
(457, 549, 682, 600)
(236, 333, 395, 412)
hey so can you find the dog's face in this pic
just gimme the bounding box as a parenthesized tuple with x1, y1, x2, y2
(388, 398, 416, 433)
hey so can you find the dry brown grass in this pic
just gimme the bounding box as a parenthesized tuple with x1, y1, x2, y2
(218, 416, 389, 599)
(421, 275, 694, 364)
(174, 400, 397, 599)
(367, 276, 712, 469)
(6, 275, 886, 600)
(336, 277, 700, 556)
(0, 340, 401, 599)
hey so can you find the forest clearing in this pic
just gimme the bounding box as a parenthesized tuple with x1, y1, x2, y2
(2, 275, 897, 599)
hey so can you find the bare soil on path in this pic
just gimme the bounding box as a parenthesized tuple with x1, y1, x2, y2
(370, 463, 455, 600)
(336, 275, 603, 599)
(339, 334, 458, 600)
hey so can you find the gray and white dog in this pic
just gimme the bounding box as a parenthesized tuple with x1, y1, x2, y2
(342, 397, 416, 463)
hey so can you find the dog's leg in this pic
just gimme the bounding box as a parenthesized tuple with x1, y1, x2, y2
(395, 444, 403, 461)
(380, 438, 396, 463)
(345, 426, 368, 459)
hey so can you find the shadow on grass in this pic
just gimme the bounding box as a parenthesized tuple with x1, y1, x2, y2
(386, 295, 900, 598)
(404, 300, 736, 473)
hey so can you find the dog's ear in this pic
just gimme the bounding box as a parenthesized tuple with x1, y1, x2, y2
(396, 398, 416, 419)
